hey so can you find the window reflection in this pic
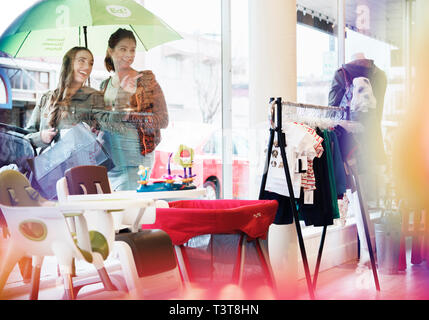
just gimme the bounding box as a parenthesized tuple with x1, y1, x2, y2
(145, 0, 224, 197)
(297, 24, 337, 106)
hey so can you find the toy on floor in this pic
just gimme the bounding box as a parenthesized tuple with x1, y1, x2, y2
(137, 145, 196, 192)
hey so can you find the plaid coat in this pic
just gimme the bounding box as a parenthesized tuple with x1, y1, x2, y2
(101, 70, 168, 155)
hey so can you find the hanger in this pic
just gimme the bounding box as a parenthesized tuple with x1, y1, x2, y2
(278, 101, 363, 132)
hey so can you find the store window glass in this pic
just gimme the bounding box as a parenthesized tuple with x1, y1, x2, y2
(344, 0, 407, 124)
(345, 3, 406, 132)
(297, 24, 337, 106)
(144, 0, 223, 198)
(296, 1, 337, 106)
(230, 0, 250, 199)
(345, 29, 403, 119)
(344, 0, 407, 210)
(229, 1, 338, 199)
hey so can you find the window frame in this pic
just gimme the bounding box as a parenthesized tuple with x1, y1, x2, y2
(0, 68, 12, 109)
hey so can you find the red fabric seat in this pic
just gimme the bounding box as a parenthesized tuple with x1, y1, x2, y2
(141, 199, 278, 288)
(141, 199, 278, 246)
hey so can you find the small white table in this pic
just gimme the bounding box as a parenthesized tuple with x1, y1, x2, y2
(64, 188, 207, 203)
(59, 188, 206, 232)
(57, 198, 155, 212)
(57, 197, 156, 232)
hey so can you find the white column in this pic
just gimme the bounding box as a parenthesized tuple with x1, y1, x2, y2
(249, 0, 298, 297)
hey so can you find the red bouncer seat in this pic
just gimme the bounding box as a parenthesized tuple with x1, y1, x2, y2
(141, 199, 278, 290)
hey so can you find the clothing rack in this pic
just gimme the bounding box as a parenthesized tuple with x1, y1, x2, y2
(281, 101, 347, 112)
(278, 101, 350, 122)
(259, 97, 380, 299)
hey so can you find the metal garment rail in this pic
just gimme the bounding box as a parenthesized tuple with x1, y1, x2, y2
(281, 100, 347, 111)
(259, 97, 380, 299)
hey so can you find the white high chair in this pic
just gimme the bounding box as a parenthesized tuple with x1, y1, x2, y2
(56, 165, 183, 298)
(0, 170, 99, 300)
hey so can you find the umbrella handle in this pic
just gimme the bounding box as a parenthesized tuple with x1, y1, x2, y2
(83, 26, 88, 48)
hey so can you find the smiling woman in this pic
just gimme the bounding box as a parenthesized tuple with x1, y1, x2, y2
(73, 50, 93, 85)
(24, 46, 103, 149)
(100, 28, 169, 191)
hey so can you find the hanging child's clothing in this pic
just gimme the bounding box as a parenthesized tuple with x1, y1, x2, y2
(261, 123, 321, 225)
(322, 129, 340, 220)
(261, 122, 360, 227)
(298, 128, 337, 227)
(329, 130, 347, 199)
(333, 125, 359, 191)
(264, 122, 324, 198)
(260, 190, 295, 225)
(262, 122, 325, 225)
(294, 122, 324, 195)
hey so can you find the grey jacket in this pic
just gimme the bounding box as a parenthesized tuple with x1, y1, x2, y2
(25, 86, 129, 149)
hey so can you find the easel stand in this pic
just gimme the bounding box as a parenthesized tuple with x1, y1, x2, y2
(259, 97, 380, 299)
(259, 97, 315, 299)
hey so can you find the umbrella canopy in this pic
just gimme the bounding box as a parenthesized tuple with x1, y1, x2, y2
(0, 0, 182, 57)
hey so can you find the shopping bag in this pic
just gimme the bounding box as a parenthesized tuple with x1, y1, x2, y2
(27, 123, 114, 200)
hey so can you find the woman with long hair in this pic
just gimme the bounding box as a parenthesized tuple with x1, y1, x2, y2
(25, 46, 103, 148)
(101, 28, 168, 191)
(21, 46, 102, 284)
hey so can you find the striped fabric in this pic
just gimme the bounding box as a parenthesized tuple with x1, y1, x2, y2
(292, 122, 324, 191)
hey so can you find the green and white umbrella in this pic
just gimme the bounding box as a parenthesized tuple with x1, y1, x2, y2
(0, 0, 182, 57)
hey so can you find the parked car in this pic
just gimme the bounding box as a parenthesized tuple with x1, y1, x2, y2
(151, 123, 249, 199)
